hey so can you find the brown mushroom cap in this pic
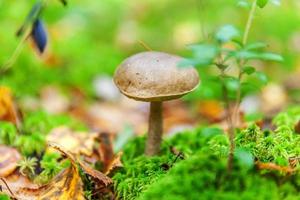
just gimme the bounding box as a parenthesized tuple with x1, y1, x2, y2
(113, 51, 200, 101)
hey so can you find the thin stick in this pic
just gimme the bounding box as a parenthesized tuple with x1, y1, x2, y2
(138, 40, 153, 51)
(0, 178, 15, 198)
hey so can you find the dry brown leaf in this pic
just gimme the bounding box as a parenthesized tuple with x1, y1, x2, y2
(105, 152, 123, 176)
(98, 132, 114, 172)
(0, 172, 37, 199)
(0, 145, 21, 177)
(47, 126, 98, 156)
(15, 167, 84, 200)
(50, 143, 112, 187)
(79, 160, 112, 187)
(289, 157, 300, 168)
(1, 143, 86, 200)
(0, 86, 21, 127)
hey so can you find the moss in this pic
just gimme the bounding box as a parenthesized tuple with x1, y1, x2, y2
(0, 194, 10, 200)
(35, 152, 70, 184)
(0, 110, 87, 156)
(113, 108, 300, 200)
(235, 117, 300, 167)
(139, 153, 299, 200)
(113, 127, 226, 200)
(113, 155, 174, 200)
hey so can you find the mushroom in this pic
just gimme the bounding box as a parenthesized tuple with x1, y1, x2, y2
(113, 51, 199, 156)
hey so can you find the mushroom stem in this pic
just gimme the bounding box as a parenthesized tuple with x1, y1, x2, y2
(145, 101, 163, 156)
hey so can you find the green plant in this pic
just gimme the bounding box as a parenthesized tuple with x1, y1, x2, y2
(182, 0, 283, 171)
(0, 194, 10, 200)
(0, 110, 87, 156)
(15, 132, 46, 156)
(17, 157, 38, 179)
(0, 121, 17, 145)
(235, 107, 300, 167)
(35, 152, 70, 184)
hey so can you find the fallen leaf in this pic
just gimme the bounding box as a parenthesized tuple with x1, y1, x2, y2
(0, 172, 37, 199)
(288, 157, 300, 168)
(0, 87, 21, 127)
(49, 143, 112, 186)
(1, 143, 85, 200)
(105, 152, 123, 176)
(98, 132, 114, 172)
(79, 160, 112, 187)
(47, 126, 98, 156)
(0, 145, 21, 177)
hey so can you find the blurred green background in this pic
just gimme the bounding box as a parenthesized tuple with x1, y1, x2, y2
(0, 0, 299, 98)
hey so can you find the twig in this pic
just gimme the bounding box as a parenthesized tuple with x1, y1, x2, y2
(138, 40, 153, 51)
(0, 178, 15, 198)
(256, 161, 295, 174)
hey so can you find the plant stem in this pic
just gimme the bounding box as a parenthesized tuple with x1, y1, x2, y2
(243, 0, 257, 45)
(220, 70, 235, 172)
(145, 101, 163, 156)
(0, 0, 49, 76)
(233, 0, 257, 125)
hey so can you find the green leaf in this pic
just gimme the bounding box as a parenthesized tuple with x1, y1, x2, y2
(255, 71, 268, 84)
(201, 127, 223, 138)
(225, 76, 240, 91)
(233, 50, 258, 60)
(237, 0, 251, 8)
(242, 66, 256, 75)
(257, 0, 269, 8)
(185, 44, 219, 67)
(235, 148, 254, 169)
(215, 25, 240, 43)
(244, 42, 267, 50)
(259, 52, 283, 62)
(232, 50, 283, 62)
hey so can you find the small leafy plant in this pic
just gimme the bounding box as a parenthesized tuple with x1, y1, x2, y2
(182, 0, 283, 171)
(1, 0, 67, 74)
